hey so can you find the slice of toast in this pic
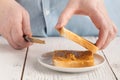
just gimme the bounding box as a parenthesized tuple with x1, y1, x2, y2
(57, 28, 98, 53)
(53, 50, 94, 68)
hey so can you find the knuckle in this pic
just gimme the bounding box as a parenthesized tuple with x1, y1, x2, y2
(109, 30, 115, 36)
(100, 25, 109, 32)
(25, 10, 29, 15)
(112, 23, 118, 33)
(90, 5, 99, 14)
(104, 26, 109, 31)
(24, 11, 30, 18)
(100, 42, 105, 47)
(92, 7, 98, 12)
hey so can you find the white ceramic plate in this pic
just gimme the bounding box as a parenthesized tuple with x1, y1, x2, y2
(38, 51, 105, 73)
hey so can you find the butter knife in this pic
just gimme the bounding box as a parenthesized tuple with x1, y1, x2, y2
(23, 35, 45, 44)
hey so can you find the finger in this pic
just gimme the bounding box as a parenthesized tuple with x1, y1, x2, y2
(8, 38, 20, 49)
(55, 4, 75, 29)
(96, 29, 108, 49)
(22, 10, 32, 37)
(89, 10, 110, 49)
(0, 28, 20, 49)
(112, 23, 118, 34)
(101, 34, 113, 49)
(101, 26, 117, 49)
(93, 6, 118, 49)
(11, 23, 31, 49)
(7, 32, 22, 49)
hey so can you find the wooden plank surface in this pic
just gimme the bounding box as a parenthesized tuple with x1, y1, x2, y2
(22, 37, 116, 80)
(102, 37, 120, 80)
(0, 37, 26, 80)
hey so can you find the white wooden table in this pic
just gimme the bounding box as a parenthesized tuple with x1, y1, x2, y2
(0, 36, 120, 80)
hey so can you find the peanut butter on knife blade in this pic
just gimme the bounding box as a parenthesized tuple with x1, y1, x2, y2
(57, 27, 98, 53)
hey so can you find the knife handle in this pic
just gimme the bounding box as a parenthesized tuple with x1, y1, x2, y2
(23, 35, 31, 42)
(23, 35, 45, 44)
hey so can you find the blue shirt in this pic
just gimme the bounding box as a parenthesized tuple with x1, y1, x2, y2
(17, 0, 120, 37)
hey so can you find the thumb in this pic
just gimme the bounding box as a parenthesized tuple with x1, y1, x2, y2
(22, 11, 32, 37)
(55, 6, 74, 29)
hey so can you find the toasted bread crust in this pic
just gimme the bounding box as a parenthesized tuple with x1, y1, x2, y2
(57, 28, 98, 53)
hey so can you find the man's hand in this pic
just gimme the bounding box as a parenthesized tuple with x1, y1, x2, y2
(0, 0, 32, 49)
(56, 0, 118, 50)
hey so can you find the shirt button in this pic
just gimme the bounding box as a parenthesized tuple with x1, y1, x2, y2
(45, 9, 50, 16)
